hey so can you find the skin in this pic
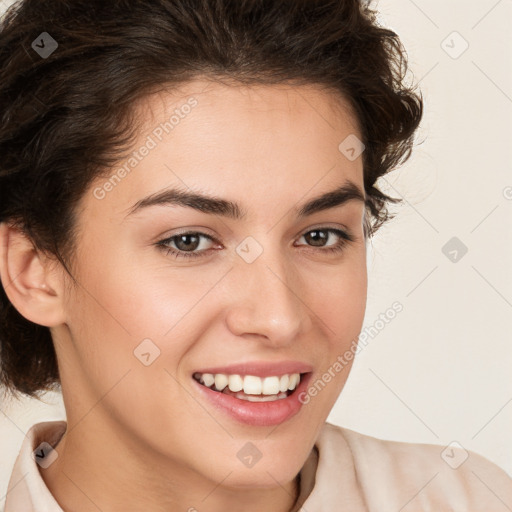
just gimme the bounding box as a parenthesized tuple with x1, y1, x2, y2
(0, 78, 368, 512)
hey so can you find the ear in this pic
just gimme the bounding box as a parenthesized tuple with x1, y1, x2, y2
(0, 221, 67, 328)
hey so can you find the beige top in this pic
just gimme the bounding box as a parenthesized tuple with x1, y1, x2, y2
(5, 420, 512, 511)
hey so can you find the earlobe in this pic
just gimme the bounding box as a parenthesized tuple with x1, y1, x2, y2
(0, 222, 66, 327)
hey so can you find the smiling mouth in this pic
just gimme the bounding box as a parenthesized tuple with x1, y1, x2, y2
(192, 372, 305, 402)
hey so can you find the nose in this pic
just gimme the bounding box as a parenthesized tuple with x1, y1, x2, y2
(224, 244, 312, 348)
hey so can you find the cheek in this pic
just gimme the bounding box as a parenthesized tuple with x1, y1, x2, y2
(65, 248, 225, 373)
(307, 251, 368, 342)
(61, 253, 217, 429)
(69, 219, 179, 340)
(65, 228, 367, 377)
(297, 259, 367, 422)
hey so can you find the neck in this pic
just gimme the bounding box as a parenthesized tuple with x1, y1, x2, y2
(40, 414, 301, 512)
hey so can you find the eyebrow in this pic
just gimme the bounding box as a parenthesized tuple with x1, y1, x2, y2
(124, 180, 365, 220)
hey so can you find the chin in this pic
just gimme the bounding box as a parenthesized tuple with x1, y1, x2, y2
(223, 464, 300, 489)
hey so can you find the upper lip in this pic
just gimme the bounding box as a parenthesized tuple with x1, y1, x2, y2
(193, 360, 313, 378)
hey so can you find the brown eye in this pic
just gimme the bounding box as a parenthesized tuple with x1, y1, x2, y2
(174, 233, 202, 251)
(156, 231, 217, 260)
(298, 228, 352, 248)
(303, 229, 329, 247)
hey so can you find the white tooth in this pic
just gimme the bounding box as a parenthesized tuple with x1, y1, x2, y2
(214, 373, 228, 391)
(235, 391, 288, 402)
(262, 376, 280, 395)
(228, 374, 243, 392)
(288, 373, 300, 390)
(245, 393, 286, 402)
(202, 373, 215, 387)
(279, 374, 290, 393)
(243, 375, 262, 395)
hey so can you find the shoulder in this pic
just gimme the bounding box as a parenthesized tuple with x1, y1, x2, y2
(318, 422, 512, 511)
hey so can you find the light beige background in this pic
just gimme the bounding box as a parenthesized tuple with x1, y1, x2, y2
(1, 0, 511, 508)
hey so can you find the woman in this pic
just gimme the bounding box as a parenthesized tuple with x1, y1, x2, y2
(0, 0, 511, 510)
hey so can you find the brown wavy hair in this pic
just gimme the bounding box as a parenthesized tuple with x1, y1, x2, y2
(0, 0, 423, 399)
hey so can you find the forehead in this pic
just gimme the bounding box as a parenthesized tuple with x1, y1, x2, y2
(82, 78, 364, 223)
(139, 78, 360, 142)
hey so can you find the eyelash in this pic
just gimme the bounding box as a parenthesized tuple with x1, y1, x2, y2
(156, 227, 354, 260)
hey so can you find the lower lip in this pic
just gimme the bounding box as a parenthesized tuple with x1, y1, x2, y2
(192, 373, 312, 427)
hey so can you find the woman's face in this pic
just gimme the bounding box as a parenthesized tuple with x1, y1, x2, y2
(52, 79, 368, 489)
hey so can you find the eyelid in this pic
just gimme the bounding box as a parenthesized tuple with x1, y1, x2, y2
(164, 226, 217, 237)
(155, 229, 220, 258)
(157, 227, 219, 245)
(156, 225, 354, 263)
(295, 221, 353, 238)
(159, 223, 351, 246)
(297, 222, 351, 236)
